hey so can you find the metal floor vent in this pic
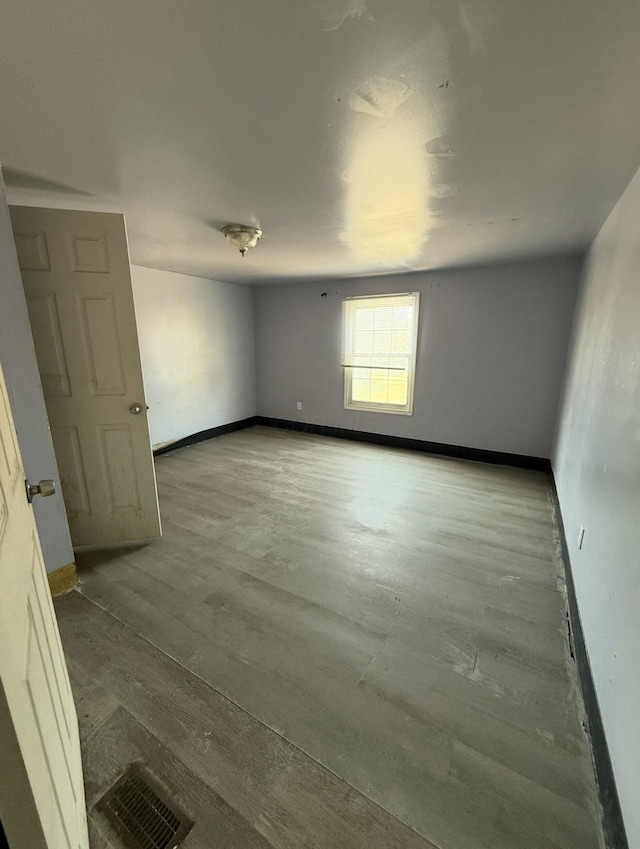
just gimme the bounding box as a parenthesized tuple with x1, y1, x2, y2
(98, 764, 193, 849)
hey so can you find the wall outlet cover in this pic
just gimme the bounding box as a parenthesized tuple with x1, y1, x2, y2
(296, 401, 302, 411)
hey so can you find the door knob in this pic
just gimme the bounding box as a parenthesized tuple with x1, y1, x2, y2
(25, 479, 56, 503)
(129, 403, 145, 415)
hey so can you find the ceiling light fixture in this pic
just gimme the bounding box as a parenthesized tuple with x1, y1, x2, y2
(222, 224, 262, 257)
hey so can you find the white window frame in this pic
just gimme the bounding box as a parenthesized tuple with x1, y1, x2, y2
(342, 291, 420, 416)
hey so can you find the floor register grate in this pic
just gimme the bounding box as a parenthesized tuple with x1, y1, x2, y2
(97, 764, 193, 849)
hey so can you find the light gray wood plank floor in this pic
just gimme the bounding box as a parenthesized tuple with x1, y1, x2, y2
(58, 592, 431, 849)
(66, 426, 603, 849)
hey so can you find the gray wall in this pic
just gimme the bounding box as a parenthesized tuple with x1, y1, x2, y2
(131, 266, 256, 449)
(553, 166, 640, 847)
(0, 173, 74, 574)
(254, 257, 581, 458)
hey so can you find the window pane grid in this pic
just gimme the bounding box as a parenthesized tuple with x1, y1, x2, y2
(342, 294, 418, 414)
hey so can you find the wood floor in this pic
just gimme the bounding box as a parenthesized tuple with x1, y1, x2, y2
(60, 426, 603, 849)
(57, 592, 435, 849)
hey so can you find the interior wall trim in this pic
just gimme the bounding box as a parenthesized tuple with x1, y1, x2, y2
(152, 416, 259, 457)
(550, 475, 629, 849)
(257, 417, 551, 471)
(47, 562, 77, 597)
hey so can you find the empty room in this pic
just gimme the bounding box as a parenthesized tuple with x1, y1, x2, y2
(0, 2, 638, 849)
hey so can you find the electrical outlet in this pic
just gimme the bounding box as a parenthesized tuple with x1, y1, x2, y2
(577, 524, 585, 550)
(296, 401, 302, 411)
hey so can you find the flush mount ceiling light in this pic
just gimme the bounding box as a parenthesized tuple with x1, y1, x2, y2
(222, 224, 262, 257)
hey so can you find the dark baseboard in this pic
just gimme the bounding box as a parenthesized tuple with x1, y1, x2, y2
(257, 417, 551, 471)
(550, 475, 628, 849)
(153, 416, 259, 456)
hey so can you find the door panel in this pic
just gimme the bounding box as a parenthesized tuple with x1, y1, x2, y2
(50, 427, 91, 518)
(25, 293, 72, 398)
(12, 230, 50, 270)
(10, 206, 161, 546)
(78, 293, 126, 395)
(0, 361, 89, 849)
(68, 232, 110, 273)
(99, 424, 141, 510)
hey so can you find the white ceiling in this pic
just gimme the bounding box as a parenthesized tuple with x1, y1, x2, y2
(2, 0, 640, 285)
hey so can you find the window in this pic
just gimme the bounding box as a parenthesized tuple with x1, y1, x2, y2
(342, 292, 419, 415)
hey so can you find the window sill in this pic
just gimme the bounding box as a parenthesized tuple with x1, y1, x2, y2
(344, 402, 413, 416)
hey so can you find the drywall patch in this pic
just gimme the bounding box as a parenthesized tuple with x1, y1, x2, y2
(349, 77, 414, 119)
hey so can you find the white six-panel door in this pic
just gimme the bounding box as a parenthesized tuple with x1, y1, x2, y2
(0, 359, 89, 849)
(9, 206, 161, 547)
